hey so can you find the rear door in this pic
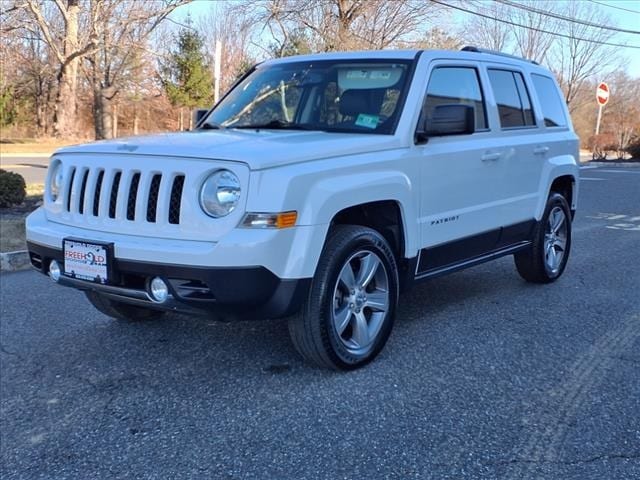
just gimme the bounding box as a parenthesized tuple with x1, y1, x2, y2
(483, 64, 544, 227)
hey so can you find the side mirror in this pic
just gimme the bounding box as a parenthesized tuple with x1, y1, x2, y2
(416, 104, 475, 143)
(193, 108, 209, 128)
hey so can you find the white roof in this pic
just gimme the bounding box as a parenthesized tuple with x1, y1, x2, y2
(263, 50, 421, 65)
(263, 48, 540, 69)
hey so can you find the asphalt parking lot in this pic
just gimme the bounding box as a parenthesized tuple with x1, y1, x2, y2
(1, 165, 639, 479)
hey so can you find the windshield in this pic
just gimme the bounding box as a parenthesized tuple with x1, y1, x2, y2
(201, 59, 413, 134)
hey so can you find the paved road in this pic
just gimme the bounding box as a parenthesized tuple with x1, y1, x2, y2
(0, 155, 50, 185)
(1, 166, 639, 479)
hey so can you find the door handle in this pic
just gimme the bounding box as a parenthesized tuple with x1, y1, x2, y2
(534, 146, 549, 155)
(481, 152, 501, 162)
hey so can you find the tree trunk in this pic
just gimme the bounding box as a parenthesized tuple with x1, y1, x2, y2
(133, 104, 139, 135)
(112, 103, 118, 138)
(35, 77, 46, 136)
(93, 88, 115, 140)
(53, 66, 78, 138)
(53, 1, 80, 138)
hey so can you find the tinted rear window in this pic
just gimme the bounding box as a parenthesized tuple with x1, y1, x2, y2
(487, 69, 535, 128)
(531, 74, 568, 127)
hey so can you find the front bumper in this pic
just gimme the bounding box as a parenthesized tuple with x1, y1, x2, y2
(27, 241, 311, 319)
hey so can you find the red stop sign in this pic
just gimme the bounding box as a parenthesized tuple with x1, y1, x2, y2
(596, 82, 609, 106)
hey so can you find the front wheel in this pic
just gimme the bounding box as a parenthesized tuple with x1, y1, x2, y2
(288, 225, 399, 370)
(514, 193, 572, 283)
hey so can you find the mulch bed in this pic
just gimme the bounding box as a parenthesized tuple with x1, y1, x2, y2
(0, 196, 42, 219)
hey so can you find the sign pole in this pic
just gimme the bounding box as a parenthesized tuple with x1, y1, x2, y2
(595, 104, 603, 135)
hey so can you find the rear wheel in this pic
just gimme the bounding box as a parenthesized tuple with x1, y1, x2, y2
(288, 225, 399, 370)
(514, 192, 572, 283)
(85, 291, 165, 322)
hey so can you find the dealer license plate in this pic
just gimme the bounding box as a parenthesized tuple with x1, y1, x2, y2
(63, 239, 110, 284)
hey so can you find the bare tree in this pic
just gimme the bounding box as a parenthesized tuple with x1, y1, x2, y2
(197, 2, 255, 94)
(249, 0, 440, 54)
(3, 0, 188, 139)
(549, 0, 620, 112)
(87, 0, 188, 139)
(604, 72, 640, 158)
(18, 0, 101, 138)
(461, 1, 510, 52)
(505, 0, 559, 63)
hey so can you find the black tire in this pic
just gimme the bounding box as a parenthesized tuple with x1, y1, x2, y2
(85, 291, 165, 322)
(288, 225, 399, 370)
(514, 192, 572, 283)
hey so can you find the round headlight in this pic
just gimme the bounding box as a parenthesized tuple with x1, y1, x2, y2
(199, 170, 241, 218)
(49, 160, 64, 201)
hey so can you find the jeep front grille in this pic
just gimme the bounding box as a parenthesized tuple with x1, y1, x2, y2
(63, 167, 186, 225)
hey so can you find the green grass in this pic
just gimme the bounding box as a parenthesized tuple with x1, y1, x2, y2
(0, 183, 44, 252)
(26, 183, 44, 197)
(0, 139, 77, 154)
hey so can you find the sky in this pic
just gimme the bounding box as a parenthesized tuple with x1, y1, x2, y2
(174, 0, 640, 78)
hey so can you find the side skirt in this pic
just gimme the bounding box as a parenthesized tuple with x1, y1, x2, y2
(413, 219, 536, 281)
(414, 241, 530, 281)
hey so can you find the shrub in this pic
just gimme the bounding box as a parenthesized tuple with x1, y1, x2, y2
(626, 137, 640, 160)
(0, 169, 26, 208)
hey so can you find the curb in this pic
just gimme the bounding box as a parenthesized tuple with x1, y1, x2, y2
(583, 161, 640, 168)
(0, 152, 52, 158)
(0, 250, 31, 272)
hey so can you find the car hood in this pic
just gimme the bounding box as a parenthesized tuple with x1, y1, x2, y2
(56, 129, 405, 170)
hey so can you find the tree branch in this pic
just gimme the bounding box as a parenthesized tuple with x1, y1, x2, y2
(25, 0, 64, 63)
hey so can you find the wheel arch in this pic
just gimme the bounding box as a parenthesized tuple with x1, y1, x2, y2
(330, 200, 407, 260)
(536, 158, 579, 220)
(297, 170, 418, 259)
(549, 174, 577, 217)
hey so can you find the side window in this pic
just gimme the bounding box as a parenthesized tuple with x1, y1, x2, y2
(531, 74, 568, 127)
(424, 67, 487, 130)
(487, 69, 536, 128)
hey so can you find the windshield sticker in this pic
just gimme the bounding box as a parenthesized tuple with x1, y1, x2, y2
(355, 114, 379, 129)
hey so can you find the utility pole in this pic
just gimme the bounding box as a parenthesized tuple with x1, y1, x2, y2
(214, 40, 222, 104)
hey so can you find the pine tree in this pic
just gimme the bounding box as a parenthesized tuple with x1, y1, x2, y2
(162, 27, 214, 129)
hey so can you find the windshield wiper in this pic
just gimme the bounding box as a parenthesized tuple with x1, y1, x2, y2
(199, 122, 225, 130)
(232, 120, 316, 131)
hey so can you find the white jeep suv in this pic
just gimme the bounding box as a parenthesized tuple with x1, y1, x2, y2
(27, 47, 579, 370)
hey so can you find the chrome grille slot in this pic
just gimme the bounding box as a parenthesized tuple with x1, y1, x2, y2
(169, 175, 185, 224)
(92, 170, 104, 216)
(126, 173, 141, 221)
(146, 174, 162, 223)
(77, 170, 89, 214)
(65, 167, 76, 212)
(108, 171, 122, 219)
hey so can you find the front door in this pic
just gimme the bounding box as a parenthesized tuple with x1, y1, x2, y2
(415, 62, 507, 275)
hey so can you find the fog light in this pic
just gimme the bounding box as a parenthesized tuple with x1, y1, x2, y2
(49, 260, 61, 282)
(149, 277, 169, 303)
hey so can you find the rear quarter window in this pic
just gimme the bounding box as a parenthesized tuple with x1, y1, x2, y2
(531, 74, 568, 127)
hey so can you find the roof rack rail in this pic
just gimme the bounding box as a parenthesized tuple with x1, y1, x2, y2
(460, 46, 539, 65)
